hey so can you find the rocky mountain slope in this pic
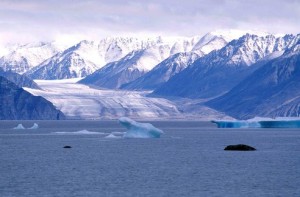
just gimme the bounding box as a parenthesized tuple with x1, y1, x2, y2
(206, 38, 300, 119)
(0, 68, 40, 89)
(121, 52, 199, 90)
(0, 76, 65, 120)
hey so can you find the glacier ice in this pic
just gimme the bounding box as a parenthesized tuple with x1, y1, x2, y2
(212, 117, 300, 128)
(13, 124, 26, 129)
(211, 120, 261, 128)
(119, 117, 164, 138)
(28, 123, 39, 129)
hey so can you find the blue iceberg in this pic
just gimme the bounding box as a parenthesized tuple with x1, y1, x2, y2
(119, 117, 164, 138)
(212, 117, 300, 128)
(211, 120, 261, 128)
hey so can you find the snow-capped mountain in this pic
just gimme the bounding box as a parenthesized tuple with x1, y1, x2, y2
(206, 36, 300, 119)
(79, 32, 240, 89)
(121, 52, 200, 90)
(153, 34, 297, 99)
(2, 31, 245, 81)
(0, 42, 68, 74)
(79, 45, 173, 89)
(192, 29, 269, 54)
(27, 36, 195, 80)
(25, 41, 104, 80)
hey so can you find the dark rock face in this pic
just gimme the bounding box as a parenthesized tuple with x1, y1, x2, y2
(0, 76, 65, 120)
(0, 68, 40, 89)
(224, 144, 256, 151)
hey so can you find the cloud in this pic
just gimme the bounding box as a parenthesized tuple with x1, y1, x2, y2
(0, 0, 299, 43)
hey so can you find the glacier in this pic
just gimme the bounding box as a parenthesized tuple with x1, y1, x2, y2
(212, 118, 300, 128)
(24, 78, 229, 120)
(119, 117, 164, 138)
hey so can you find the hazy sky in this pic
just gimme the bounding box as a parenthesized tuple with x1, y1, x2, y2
(0, 0, 299, 43)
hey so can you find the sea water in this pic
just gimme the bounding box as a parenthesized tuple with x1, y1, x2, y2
(0, 120, 300, 197)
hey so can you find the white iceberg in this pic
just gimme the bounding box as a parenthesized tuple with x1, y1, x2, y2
(13, 124, 26, 129)
(119, 117, 164, 138)
(28, 123, 39, 129)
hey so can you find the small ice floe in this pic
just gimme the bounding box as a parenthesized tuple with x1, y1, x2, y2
(119, 117, 164, 138)
(54, 130, 105, 135)
(105, 133, 122, 139)
(111, 131, 126, 135)
(13, 124, 26, 129)
(28, 123, 39, 129)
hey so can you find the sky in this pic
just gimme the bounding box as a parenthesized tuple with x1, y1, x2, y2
(0, 0, 299, 44)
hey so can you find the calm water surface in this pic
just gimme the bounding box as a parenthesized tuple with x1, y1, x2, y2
(0, 120, 300, 197)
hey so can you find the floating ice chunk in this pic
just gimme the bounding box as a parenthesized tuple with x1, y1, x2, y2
(259, 119, 300, 128)
(105, 133, 122, 139)
(54, 130, 104, 135)
(211, 120, 261, 128)
(28, 123, 39, 129)
(13, 124, 26, 129)
(212, 117, 300, 128)
(119, 117, 164, 138)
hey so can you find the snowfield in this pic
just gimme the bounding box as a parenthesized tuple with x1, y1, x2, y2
(24, 79, 229, 120)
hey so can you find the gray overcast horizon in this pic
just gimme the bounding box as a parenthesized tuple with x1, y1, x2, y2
(0, 0, 299, 44)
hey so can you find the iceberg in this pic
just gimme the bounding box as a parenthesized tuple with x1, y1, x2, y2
(28, 123, 39, 129)
(212, 117, 300, 128)
(13, 124, 26, 129)
(119, 117, 164, 138)
(211, 120, 261, 128)
(105, 133, 122, 139)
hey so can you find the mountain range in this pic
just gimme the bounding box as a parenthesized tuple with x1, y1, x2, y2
(153, 34, 298, 98)
(1, 30, 299, 120)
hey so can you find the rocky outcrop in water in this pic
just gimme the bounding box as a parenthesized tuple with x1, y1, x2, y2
(224, 144, 256, 151)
